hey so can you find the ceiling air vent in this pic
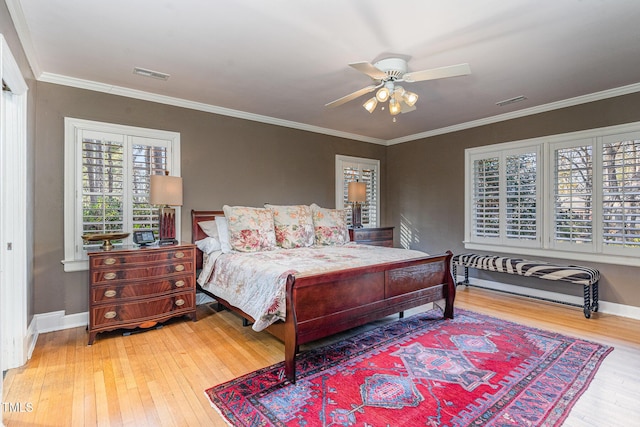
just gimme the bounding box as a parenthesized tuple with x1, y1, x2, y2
(496, 95, 527, 107)
(133, 67, 170, 81)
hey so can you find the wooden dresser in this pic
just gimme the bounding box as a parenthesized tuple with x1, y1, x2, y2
(349, 226, 394, 247)
(87, 243, 197, 345)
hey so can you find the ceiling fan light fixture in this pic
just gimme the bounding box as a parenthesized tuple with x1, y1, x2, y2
(403, 90, 418, 107)
(389, 98, 401, 116)
(375, 87, 390, 102)
(363, 97, 378, 113)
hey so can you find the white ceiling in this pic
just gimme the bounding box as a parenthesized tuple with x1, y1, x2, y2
(7, 0, 640, 144)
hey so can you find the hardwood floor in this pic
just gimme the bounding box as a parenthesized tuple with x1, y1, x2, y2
(3, 286, 639, 426)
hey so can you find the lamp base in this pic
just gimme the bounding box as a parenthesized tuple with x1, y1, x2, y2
(351, 202, 363, 228)
(158, 206, 177, 243)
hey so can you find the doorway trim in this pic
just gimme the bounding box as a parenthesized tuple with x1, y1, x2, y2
(1, 34, 29, 373)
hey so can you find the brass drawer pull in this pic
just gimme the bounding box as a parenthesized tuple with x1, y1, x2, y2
(175, 299, 185, 306)
(104, 258, 116, 265)
(174, 252, 185, 259)
(175, 280, 185, 288)
(104, 290, 117, 298)
(174, 264, 185, 272)
(104, 272, 117, 280)
(104, 311, 117, 319)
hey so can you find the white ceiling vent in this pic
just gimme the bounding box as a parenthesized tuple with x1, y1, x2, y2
(133, 67, 170, 80)
(496, 95, 527, 107)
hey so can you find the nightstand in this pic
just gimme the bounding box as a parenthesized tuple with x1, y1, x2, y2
(349, 227, 394, 247)
(87, 243, 197, 345)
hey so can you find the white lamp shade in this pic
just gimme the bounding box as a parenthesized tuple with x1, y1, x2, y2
(363, 97, 378, 113)
(375, 87, 390, 102)
(347, 181, 367, 202)
(150, 174, 183, 206)
(389, 98, 402, 115)
(403, 90, 418, 107)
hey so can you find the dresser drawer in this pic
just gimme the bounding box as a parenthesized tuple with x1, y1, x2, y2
(91, 275, 194, 304)
(91, 261, 194, 285)
(90, 247, 194, 268)
(352, 228, 393, 242)
(91, 291, 196, 328)
(349, 227, 394, 247)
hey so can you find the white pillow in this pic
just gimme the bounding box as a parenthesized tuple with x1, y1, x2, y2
(198, 220, 219, 238)
(195, 237, 221, 254)
(215, 216, 233, 253)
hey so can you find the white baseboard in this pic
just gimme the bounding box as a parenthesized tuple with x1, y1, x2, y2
(458, 276, 640, 321)
(33, 310, 88, 334)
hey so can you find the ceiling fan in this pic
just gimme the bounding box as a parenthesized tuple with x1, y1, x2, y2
(325, 57, 471, 116)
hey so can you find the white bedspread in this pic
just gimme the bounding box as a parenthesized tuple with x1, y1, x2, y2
(198, 243, 427, 331)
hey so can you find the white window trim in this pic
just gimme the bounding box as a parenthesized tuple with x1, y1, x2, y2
(465, 121, 640, 267)
(63, 118, 181, 272)
(335, 154, 380, 228)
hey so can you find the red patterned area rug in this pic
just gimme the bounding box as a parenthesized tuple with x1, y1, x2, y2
(205, 309, 612, 426)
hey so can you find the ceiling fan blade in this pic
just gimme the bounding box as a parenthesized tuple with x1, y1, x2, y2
(349, 61, 388, 80)
(403, 63, 471, 83)
(325, 84, 377, 108)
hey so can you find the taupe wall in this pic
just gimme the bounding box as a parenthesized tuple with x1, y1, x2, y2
(34, 82, 387, 315)
(387, 92, 640, 307)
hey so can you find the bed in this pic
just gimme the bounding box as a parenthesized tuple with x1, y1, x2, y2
(191, 209, 456, 383)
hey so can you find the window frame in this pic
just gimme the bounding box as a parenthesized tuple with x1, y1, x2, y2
(63, 118, 181, 272)
(465, 121, 640, 267)
(335, 155, 380, 228)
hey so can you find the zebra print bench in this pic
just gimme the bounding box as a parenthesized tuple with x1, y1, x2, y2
(452, 253, 600, 318)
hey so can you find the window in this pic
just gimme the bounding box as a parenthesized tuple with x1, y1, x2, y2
(602, 136, 640, 250)
(465, 122, 640, 266)
(468, 146, 540, 248)
(335, 155, 380, 228)
(63, 118, 180, 272)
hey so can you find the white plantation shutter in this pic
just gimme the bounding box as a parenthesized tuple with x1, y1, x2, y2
(79, 133, 171, 251)
(81, 132, 125, 239)
(602, 135, 640, 249)
(505, 152, 537, 240)
(472, 157, 500, 238)
(64, 118, 180, 271)
(130, 138, 169, 235)
(469, 147, 539, 247)
(553, 144, 593, 246)
(336, 155, 380, 228)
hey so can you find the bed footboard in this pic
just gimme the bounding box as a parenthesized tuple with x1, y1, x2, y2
(283, 250, 455, 383)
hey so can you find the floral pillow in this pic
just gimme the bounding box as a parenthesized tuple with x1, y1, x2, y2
(310, 203, 349, 246)
(265, 204, 315, 249)
(222, 205, 277, 252)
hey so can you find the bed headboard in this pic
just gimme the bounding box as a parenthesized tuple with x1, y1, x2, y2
(191, 209, 224, 270)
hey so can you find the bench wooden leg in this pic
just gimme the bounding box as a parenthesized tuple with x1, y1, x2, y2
(591, 282, 599, 313)
(583, 285, 592, 318)
(452, 264, 470, 286)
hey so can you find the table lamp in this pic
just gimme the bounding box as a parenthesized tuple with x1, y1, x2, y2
(348, 181, 367, 228)
(150, 171, 183, 245)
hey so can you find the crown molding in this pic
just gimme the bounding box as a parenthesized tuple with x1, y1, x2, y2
(386, 81, 640, 145)
(5, 0, 41, 77)
(38, 72, 388, 146)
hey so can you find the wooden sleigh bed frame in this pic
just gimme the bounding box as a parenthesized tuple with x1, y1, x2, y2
(191, 210, 456, 383)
